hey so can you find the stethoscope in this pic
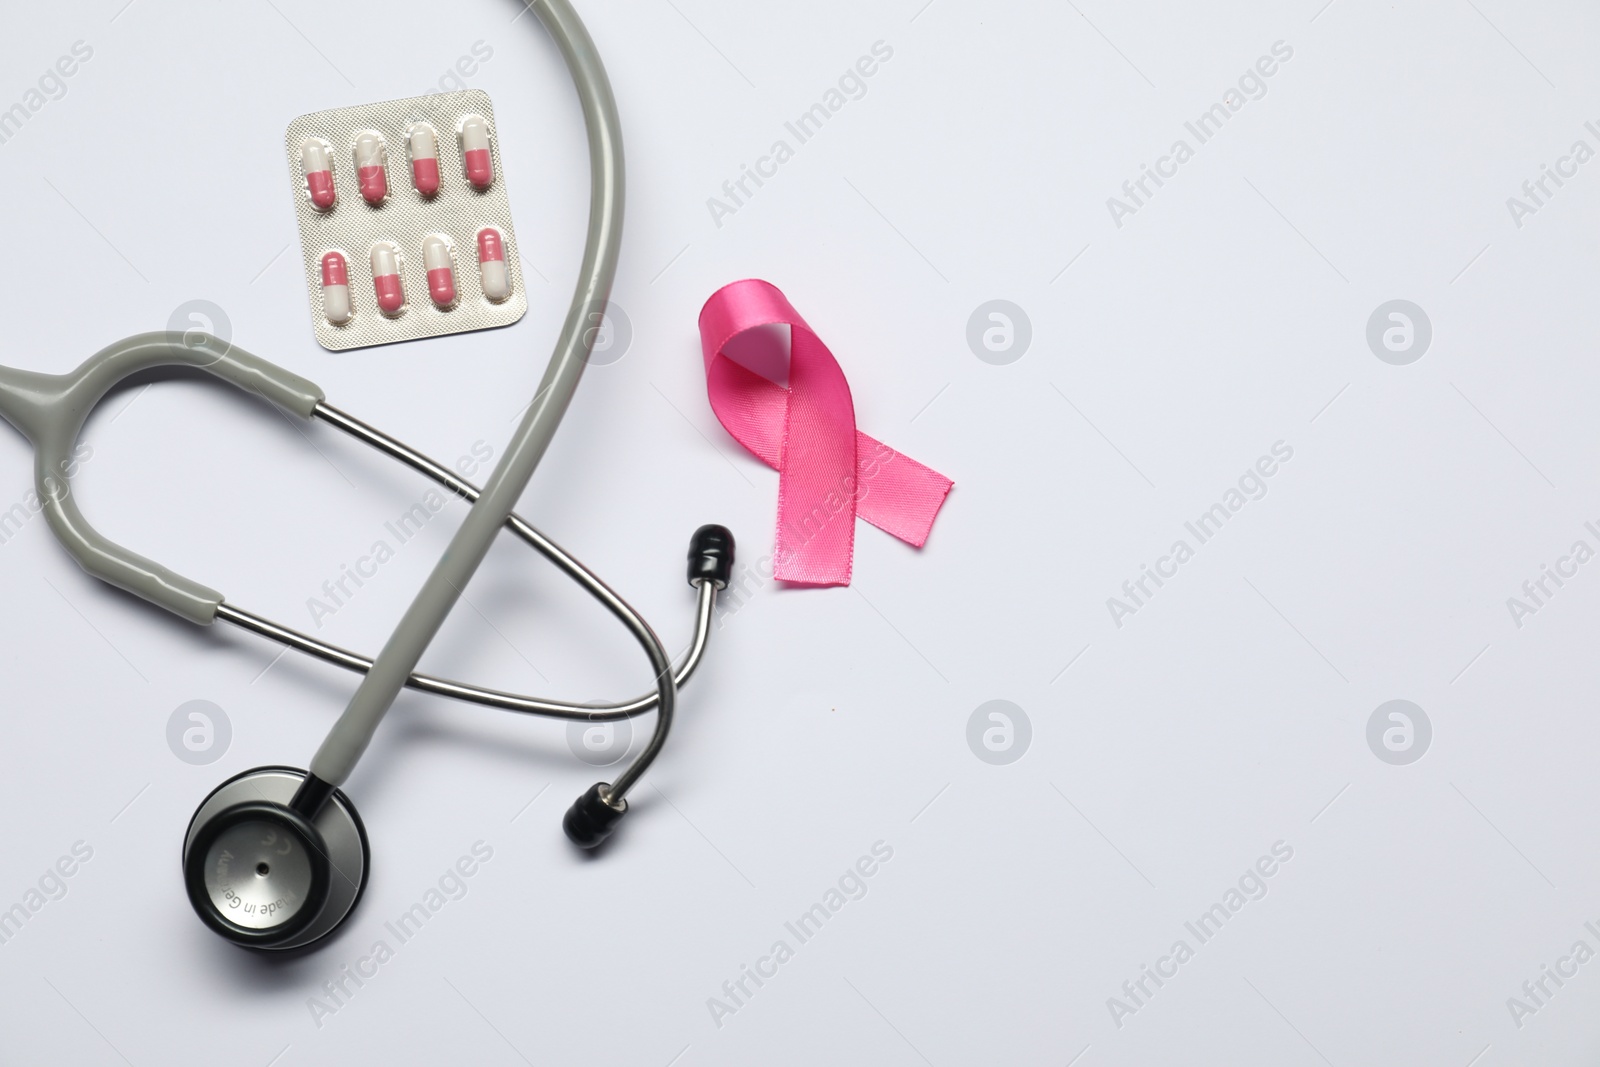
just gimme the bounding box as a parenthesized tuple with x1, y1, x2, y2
(0, 0, 728, 950)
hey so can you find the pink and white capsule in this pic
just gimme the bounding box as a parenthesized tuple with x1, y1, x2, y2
(302, 139, 335, 210)
(354, 132, 388, 205)
(320, 251, 352, 324)
(370, 243, 405, 315)
(461, 115, 493, 189)
(409, 123, 440, 197)
(477, 227, 509, 302)
(423, 235, 456, 308)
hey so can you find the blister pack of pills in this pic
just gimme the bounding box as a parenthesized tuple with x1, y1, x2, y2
(284, 89, 528, 351)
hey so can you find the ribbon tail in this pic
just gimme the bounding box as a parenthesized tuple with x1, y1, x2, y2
(853, 431, 953, 548)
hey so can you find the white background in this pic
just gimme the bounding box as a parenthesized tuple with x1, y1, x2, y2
(0, 0, 1596, 1063)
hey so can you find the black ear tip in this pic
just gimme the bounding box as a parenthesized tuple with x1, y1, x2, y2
(687, 524, 735, 589)
(563, 783, 628, 849)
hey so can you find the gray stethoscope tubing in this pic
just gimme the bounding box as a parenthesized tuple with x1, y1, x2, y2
(0, 0, 726, 948)
(0, 0, 671, 778)
(305, 0, 636, 801)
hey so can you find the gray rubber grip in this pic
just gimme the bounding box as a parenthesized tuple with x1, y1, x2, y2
(0, 331, 324, 624)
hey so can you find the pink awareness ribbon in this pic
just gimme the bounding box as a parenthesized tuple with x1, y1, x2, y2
(697, 279, 953, 587)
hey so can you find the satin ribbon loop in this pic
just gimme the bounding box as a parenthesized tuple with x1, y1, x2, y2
(697, 279, 953, 587)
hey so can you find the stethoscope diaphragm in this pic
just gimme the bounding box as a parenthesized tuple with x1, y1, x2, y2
(182, 767, 369, 951)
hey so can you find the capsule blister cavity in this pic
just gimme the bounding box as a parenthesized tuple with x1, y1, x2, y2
(408, 122, 440, 197)
(320, 250, 352, 324)
(301, 138, 336, 211)
(422, 234, 457, 309)
(353, 131, 389, 205)
(460, 115, 493, 190)
(370, 241, 405, 316)
(477, 228, 510, 302)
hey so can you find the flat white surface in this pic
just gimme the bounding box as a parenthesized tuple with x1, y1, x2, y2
(0, 1, 1595, 1064)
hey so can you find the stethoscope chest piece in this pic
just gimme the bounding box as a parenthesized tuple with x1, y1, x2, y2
(182, 767, 369, 951)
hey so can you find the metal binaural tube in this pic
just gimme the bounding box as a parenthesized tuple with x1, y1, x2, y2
(304, 401, 712, 723)
(215, 579, 715, 721)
